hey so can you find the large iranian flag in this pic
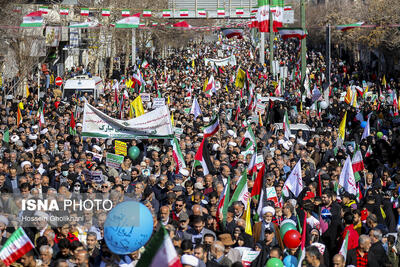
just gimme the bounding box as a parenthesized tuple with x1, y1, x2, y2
(115, 15, 140, 28)
(257, 0, 269, 32)
(228, 171, 250, 208)
(136, 226, 182, 267)
(0, 228, 34, 266)
(271, 0, 284, 32)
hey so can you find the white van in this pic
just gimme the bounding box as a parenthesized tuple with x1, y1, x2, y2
(63, 75, 104, 100)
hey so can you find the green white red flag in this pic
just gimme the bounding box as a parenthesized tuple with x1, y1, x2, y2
(171, 137, 186, 174)
(339, 231, 349, 262)
(257, 0, 269, 32)
(202, 116, 219, 138)
(0, 228, 34, 266)
(136, 226, 182, 267)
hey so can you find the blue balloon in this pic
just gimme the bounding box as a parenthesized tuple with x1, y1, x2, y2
(283, 255, 298, 267)
(104, 201, 154, 255)
(321, 208, 332, 221)
(361, 121, 367, 128)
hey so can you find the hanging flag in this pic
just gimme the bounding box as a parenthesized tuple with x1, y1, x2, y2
(257, 0, 269, 32)
(143, 10, 152, 17)
(115, 15, 140, 28)
(352, 148, 364, 183)
(245, 199, 252, 236)
(283, 160, 303, 197)
(339, 156, 357, 195)
(365, 145, 373, 158)
(198, 9, 207, 16)
(190, 97, 202, 118)
(3, 128, 9, 143)
(163, 9, 172, 17)
(102, 9, 110, 16)
(337, 111, 347, 147)
(361, 117, 370, 140)
(339, 230, 350, 262)
(179, 9, 189, 17)
(136, 226, 181, 267)
(0, 227, 34, 266)
(193, 138, 215, 175)
(217, 8, 226, 16)
(121, 9, 130, 17)
(60, 8, 69, 16)
(69, 111, 76, 135)
(69, 20, 98, 28)
(235, 68, 246, 88)
(221, 28, 244, 39)
(278, 28, 307, 39)
(171, 137, 186, 174)
(283, 110, 291, 140)
(132, 95, 145, 117)
(202, 117, 220, 138)
(20, 11, 44, 27)
(81, 8, 89, 16)
(229, 171, 250, 207)
(39, 6, 49, 14)
(236, 8, 244, 15)
(336, 22, 364, 31)
(271, 0, 284, 32)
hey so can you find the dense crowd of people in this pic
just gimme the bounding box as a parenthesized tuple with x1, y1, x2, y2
(0, 29, 399, 267)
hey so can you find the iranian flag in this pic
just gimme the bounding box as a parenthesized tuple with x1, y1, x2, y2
(136, 226, 182, 267)
(198, 9, 206, 16)
(222, 28, 244, 39)
(102, 9, 110, 16)
(60, 8, 69, 16)
(297, 215, 307, 267)
(143, 10, 152, 17)
(271, 0, 284, 32)
(229, 171, 250, 208)
(257, 0, 269, 32)
(152, 22, 158, 27)
(0, 228, 34, 266)
(171, 137, 186, 174)
(336, 22, 364, 31)
(163, 10, 172, 17)
(203, 117, 220, 138)
(352, 148, 364, 182)
(142, 59, 149, 69)
(193, 138, 215, 175)
(278, 28, 307, 39)
(339, 231, 350, 262)
(217, 8, 225, 16)
(339, 156, 357, 195)
(283, 110, 291, 140)
(20, 11, 44, 27)
(121, 9, 130, 17)
(236, 8, 244, 15)
(115, 15, 140, 28)
(38, 106, 45, 128)
(216, 176, 231, 224)
(251, 163, 266, 201)
(69, 20, 98, 28)
(204, 75, 216, 97)
(180, 9, 189, 17)
(241, 126, 257, 147)
(81, 8, 89, 16)
(39, 6, 49, 14)
(365, 145, 373, 158)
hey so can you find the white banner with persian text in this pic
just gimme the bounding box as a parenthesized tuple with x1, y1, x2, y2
(204, 55, 237, 67)
(82, 102, 173, 139)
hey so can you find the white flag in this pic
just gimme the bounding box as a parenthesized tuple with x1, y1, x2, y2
(361, 117, 370, 140)
(283, 160, 303, 197)
(190, 97, 202, 118)
(339, 156, 357, 195)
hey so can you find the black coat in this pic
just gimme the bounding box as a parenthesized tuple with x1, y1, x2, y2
(368, 241, 389, 266)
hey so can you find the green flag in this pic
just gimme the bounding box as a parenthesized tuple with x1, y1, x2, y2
(2, 128, 9, 143)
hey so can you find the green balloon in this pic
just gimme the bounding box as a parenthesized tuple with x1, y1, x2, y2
(280, 223, 297, 238)
(128, 146, 140, 160)
(266, 257, 284, 267)
(377, 132, 383, 138)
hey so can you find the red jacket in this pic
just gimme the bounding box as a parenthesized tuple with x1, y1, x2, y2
(341, 224, 359, 251)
